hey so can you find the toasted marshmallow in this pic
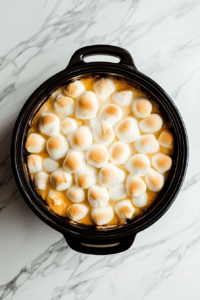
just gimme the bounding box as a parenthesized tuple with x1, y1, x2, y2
(39, 113, 60, 136)
(109, 185, 127, 201)
(67, 204, 88, 221)
(43, 158, 59, 172)
(68, 126, 93, 151)
(112, 91, 132, 106)
(63, 149, 85, 173)
(61, 117, 77, 135)
(132, 98, 152, 118)
(158, 130, 174, 149)
(115, 200, 135, 220)
(27, 155, 42, 173)
(134, 134, 159, 153)
(126, 175, 147, 197)
(145, 169, 164, 192)
(86, 143, 108, 168)
(91, 207, 114, 225)
(98, 104, 123, 126)
(54, 94, 75, 115)
(50, 167, 72, 191)
(25, 133, 46, 153)
(67, 185, 85, 203)
(88, 184, 109, 207)
(98, 163, 126, 187)
(35, 172, 49, 190)
(115, 117, 140, 143)
(63, 81, 85, 98)
(91, 120, 115, 146)
(47, 190, 65, 206)
(125, 154, 150, 176)
(139, 114, 163, 133)
(109, 142, 131, 164)
(75, 91, 98, 120)
(47, 134, 69, 160)
(152, 153, 172, 174)
(132, 193, 148, 208)
(75, 165, 97, 189)
(94, 78, 115, 101)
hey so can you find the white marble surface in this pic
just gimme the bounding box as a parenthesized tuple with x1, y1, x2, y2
(0, 0, 199, 299)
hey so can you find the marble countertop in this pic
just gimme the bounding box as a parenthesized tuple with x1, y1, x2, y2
(0, 0, 199, 299)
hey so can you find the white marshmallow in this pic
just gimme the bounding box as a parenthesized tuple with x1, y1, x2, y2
(126, 175, 147, 197)
(109, 142, 131, 164)
(46, 134, 69, 160)
(43, 158, 59, 172)
(97, 104, 123, 126)
(86, 143, 108, 168)
(132, 193, 148, 208)
(91, 120, 115, 146)
(63, 80, 85, 98)
(75, 165, 97, 189)
(132, 98, 152, 118)
(27, 155, 42, 173)
(68, 126, 93, 151)
(94, 78, 115, 101)
(75, 91, 98, 120)
(39, 113, 60, 136)
(67, 185, 85, 203)
(35, 172, 49, 190)
(158, 130, 174, 149)
(50, 167, 72, 191)
(109, 185, 127, 201)
(112, 91, 132, 106)
(61, 117, 77, 135)
(25, 133, 46, 153)
(125, 154, 150, 176)
(139, 114, 163, 133)
(98, 163, 126, 187)
(91, 207, 114, 225)
(54, 94, 75, 115)
(114, 200, 135, 220)
(115, 117, 140, 143)
(63, 149, 85, 173)
(134, 134, 159, 153)
(152, 153, 172, 174)
(88, 184, 109, 207)
(67, 204, 88, 221)
(145, 169, 164, 192)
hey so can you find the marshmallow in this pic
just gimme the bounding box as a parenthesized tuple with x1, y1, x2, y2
(67, 204, 88, 221)
(75, 165, 97, 189)
(152, 153, 172, 174)
(114, 200, 135, 220)
(158, 130, 174, 149)
(88, 184, 109, 207)
(63, 149, 85, 173)
(132, 193, 148, 208)
(35, 172, 49, 190)
(134, 134, 159, 153)
(115, 117, 140, 143)
(91, 120, 115, 146)
(126, 175, 147, 197)
(86, 143, 108, 168)
(63, 80, 85, 98)
(112, 91, 132, 106)
(43, 158, 59, 172)
(54, 94, 75, 115)
(39, 113, 60, 136)
(27, 155, 42, 173)
(109, 185, 127, 201)
(98, 104, 123, 126)
(125, 154, 150, 176)
(47, 134, 69, 160)
(25, 133, 46, 153)
(75, 91, 98, 120)
(109, 142, 131, 164)
(61, 117, 77, 135)
(50, 167, 72, 191)
(132, 98, 152, 118)
(98, 163, 126, 187)
(68, 126, 93, 151)
(67, 185, 85, 203)
(93, 78, 115, 101)
(47, 190, 65, 206)
(139, 114, 163, 133)
(145, 169, 164, 192)
(91, 207, 114, 225)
